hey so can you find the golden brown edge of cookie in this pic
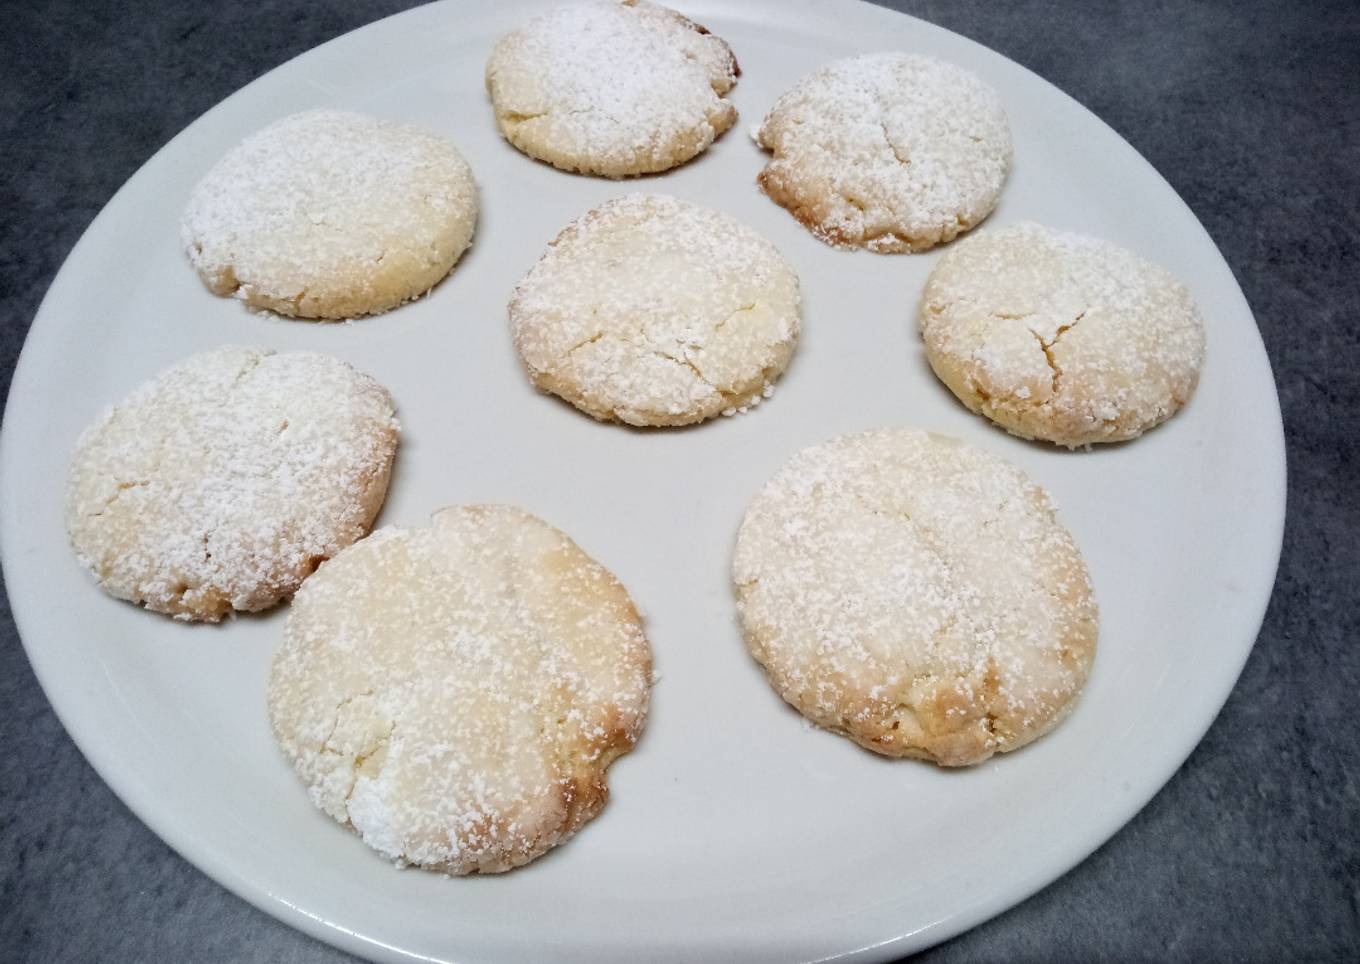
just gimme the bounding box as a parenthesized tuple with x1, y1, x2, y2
(518, 334, 787, 427)
(933, 354, 1200, 449)
(120, 424, 393, 622)
(737, 593, 1096, 767)
(736, 594, 1013, 768)
(754, 164, 991, 255)
(663, 3, 741, 78)
(463, 506, 652, 872)
(189, 239, 473, 322)
(470, 701, 645, 874)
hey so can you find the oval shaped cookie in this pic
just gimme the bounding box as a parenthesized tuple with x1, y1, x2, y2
(733, 428, 1097, 766)
(510, 194, 801, 427)
(920, 222, 1207, 447)
(756, 53, 1011, 253)
(182, 109, 478, 319)
(486, 0, 738, 177)
(65, 346, 399, 621)
(269, 505, 652, 874)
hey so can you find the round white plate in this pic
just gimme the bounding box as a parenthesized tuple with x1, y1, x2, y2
(0, 1, 1284, 961)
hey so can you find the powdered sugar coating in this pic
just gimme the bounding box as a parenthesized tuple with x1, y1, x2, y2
(510, 194, 801, 427)
(921, 222, 1207, 447)
(757, 53, 1011, 253)
(182, 110, 477, 319)
(65, 346, 399, 621)
(269, 505, 652, 874)
(733, 428, 1096, 767)
(486, 0, 739, 178)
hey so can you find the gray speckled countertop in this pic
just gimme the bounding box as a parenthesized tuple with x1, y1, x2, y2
(2, 1, 1357, 960)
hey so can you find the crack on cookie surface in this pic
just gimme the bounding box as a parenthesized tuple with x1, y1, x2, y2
(877, 118, 911, 167)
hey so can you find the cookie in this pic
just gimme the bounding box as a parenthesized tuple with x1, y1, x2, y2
(182, 109, 477, 319)
(486, 0, 738, 177)
(733, 428, 1097, 767)
(510, 194, 801, 427)
(65, 346, 398, 621)
(920, 222, 1207, 447)
(756, 53, 1011, 253)
(269, 505, 652, 874)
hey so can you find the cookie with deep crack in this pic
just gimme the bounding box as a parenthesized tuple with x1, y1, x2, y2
(485, 0, 739, 177)
(510, 194, 801, 426)
(269, 504, 652, 874)
(920, 222, 1207, 447)
(733, 427, 1097, 767)
(65, 346, 399, 621)
(756, 53, 1011, 253)
(182, 110, 477, 319)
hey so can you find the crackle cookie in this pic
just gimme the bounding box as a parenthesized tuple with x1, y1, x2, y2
(733, 427, 1096, 766)
(486, 0, 738, 177)
(182, 110, 477, 319)
(920, 222, 1206, 447)
(756, 53, 1011, 252)
(269, 505, 652, 874)
(65, 346, 398, 621)
(510, 194, 801, 426)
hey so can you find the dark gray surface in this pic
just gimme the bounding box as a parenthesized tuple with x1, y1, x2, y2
(2, 0, 1356, 960)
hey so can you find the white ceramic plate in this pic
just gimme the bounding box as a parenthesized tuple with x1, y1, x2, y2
(0, 1, 1284, 960)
